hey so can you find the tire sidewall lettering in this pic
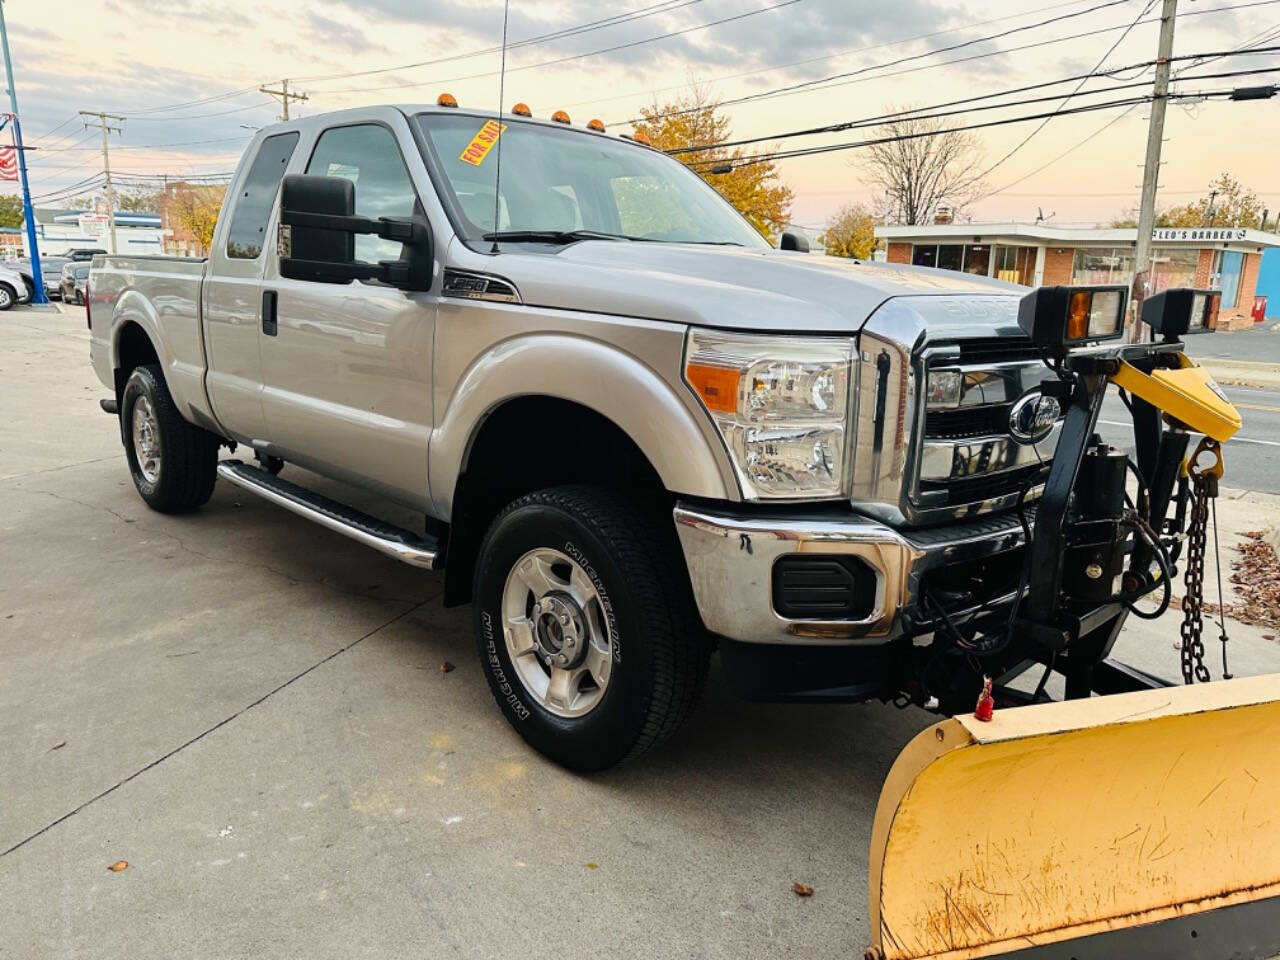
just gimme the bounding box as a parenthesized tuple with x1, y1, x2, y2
(563, 539, 621, 664)
(481, 608, 531, 721)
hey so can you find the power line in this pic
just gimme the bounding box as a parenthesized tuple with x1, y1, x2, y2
(669, 57, 1280, 158)
(305, 0, 805, 97)
(623, 0, 1280, 124)
(294, 0, 710, 84)
(975, 0, 1160, 182)
(632, 0, 1134, 124)
(561, 0, 1104, 112)
(688, 86, 1264, 171)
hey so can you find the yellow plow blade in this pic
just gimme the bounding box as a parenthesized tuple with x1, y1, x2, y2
(868, 674, 1280, 960)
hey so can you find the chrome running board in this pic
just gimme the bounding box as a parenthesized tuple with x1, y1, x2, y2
(216, 460, 438, 569)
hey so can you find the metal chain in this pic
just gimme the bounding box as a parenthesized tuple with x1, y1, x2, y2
(1180, 454, 1218, 684)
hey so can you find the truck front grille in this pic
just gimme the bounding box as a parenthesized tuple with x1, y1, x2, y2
(911, 337, 1056, 515)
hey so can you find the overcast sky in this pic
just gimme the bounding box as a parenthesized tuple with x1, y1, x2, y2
(6, 0, 1278, 230)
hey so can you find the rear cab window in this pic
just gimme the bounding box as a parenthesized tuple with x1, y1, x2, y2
(226, 132, 301, 259)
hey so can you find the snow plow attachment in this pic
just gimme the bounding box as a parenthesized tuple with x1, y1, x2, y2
(867, 674, 1280, 960)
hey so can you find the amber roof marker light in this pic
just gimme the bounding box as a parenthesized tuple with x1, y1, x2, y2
(437, 92, 458, 108)
(587, 118, 605, 132)
(551, 110, 571, 124)
(511, 102, 532, 117)
(632, 130, 651, 145)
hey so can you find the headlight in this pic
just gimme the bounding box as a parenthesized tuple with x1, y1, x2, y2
(684, 330, 851, 499)
(925, 369, 963, 410)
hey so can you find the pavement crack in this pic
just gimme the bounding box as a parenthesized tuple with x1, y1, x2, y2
(0, 455, 116, 483)
(1, 598, 435, 860)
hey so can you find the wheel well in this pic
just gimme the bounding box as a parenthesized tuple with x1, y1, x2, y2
(443, 396, 668, 607)
(113, 322, 161, 400)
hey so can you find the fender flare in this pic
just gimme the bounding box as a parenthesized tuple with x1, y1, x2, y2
(430, 333, 739, 516)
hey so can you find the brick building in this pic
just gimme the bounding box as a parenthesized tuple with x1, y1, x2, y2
(875, 223, 1280, 328)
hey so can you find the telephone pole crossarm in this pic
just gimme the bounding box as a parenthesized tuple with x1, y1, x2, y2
(259, 80, 308, 122)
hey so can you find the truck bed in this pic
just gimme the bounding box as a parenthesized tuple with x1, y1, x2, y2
(88, 254, 212, 428)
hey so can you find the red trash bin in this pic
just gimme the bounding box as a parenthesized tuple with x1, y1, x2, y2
(1252, 296, 1268, 324)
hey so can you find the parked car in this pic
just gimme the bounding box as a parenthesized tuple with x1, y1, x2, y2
(65, 247, 106, 261)
(14, 256, 69, 300)
(0, 262, 31, 310)
(60, 262, 89, 304)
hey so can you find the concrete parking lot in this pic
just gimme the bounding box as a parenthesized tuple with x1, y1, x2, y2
(4, 304, 1280, 960)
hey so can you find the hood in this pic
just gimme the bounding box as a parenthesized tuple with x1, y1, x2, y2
(448, 239, 1023, 333)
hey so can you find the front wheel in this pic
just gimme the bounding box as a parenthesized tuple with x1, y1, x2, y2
(0, 283, 15, 311)
(473, 486, 709, 771)
(121, 364, 219, 513)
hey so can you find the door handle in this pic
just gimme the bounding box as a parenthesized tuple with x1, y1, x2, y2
(262, 289, 278, 336)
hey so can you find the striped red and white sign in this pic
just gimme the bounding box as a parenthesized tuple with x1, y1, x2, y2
(0, 146, 17, 181)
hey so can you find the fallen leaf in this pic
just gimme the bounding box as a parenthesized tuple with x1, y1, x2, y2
(792, 882, 814, 897)
(108, 860, 128, 873)
(439, 661, 455, 673)
(585, 861, 599, 870)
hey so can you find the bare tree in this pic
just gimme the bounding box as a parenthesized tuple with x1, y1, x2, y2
(861, 110, 987, 225)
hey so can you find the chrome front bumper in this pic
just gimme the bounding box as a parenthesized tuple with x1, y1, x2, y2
(673, 503, 1028, 646)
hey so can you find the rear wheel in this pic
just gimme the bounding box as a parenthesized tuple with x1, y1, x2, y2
(0, 283, 15, 311)
(121, 364, 219, 513)
(473, 486, 709, 771)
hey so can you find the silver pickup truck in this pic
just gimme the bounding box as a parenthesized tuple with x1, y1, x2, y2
(89, 102, 1057, 770)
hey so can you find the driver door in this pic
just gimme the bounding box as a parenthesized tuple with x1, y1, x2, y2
(258, 119, 436, 509)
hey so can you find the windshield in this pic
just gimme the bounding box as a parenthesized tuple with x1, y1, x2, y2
(73, 265, 89, 279)
(415, 113, 769, 249)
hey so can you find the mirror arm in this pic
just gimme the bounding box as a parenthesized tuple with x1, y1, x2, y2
(278, 257, 415, 286)
(280, 209, 428, 246)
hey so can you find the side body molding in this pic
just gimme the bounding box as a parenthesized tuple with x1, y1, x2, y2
(429, 329, 739, 518)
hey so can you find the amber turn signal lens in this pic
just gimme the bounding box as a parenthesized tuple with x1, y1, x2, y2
(685, 362, 740, 414)
(1067, 290, 1092, 341)
(511, 102, 532, 117)
(586, 118, 605, 132)
(551, 110, 571, 124)
(437, 92, 458, 108)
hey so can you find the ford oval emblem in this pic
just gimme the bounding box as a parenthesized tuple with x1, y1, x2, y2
(1008, 392, 1061, 445)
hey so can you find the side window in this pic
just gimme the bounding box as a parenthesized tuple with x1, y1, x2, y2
(225, 132, 300, 259)
(306, 124, 418, 263)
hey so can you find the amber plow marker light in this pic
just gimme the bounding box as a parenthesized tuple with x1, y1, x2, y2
(865, 676, 1280, 960)
(1018, 284, 1128, 351)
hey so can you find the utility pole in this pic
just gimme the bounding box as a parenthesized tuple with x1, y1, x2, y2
(79, 110, 123, 254)
(1130, 0, 1178, 341)
(259, 80, 307, 121)
(0, 0, 47, 303)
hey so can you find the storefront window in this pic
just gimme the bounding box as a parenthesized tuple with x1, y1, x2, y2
(1072, 247, 1135, 285)
(912, 244, 937, 268)
(911, 243, 993, 275)
(1149, 247, 1199, 293)
(993, 245, 1035, 285)
(1213, 250, 1243, 308)
(963, 244, 991, 276)
(937, 245, 963, 271)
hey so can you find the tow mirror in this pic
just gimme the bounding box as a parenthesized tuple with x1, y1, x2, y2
(278, 174, 433, 291)
(780, 230, 809, 253)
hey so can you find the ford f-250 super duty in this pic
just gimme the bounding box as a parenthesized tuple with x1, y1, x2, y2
(88, 101, 1091, 771)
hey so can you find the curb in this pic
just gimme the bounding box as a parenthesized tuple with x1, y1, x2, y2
(1195, 358, 1280, 390)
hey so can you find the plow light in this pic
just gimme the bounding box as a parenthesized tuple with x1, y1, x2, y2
(1142, 287, 1221, 338)
(1018, 285, 1128, 349)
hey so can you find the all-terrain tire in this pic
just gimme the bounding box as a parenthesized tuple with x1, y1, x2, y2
(473, 485, 709, 771)
(121, 364, 219, 513)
